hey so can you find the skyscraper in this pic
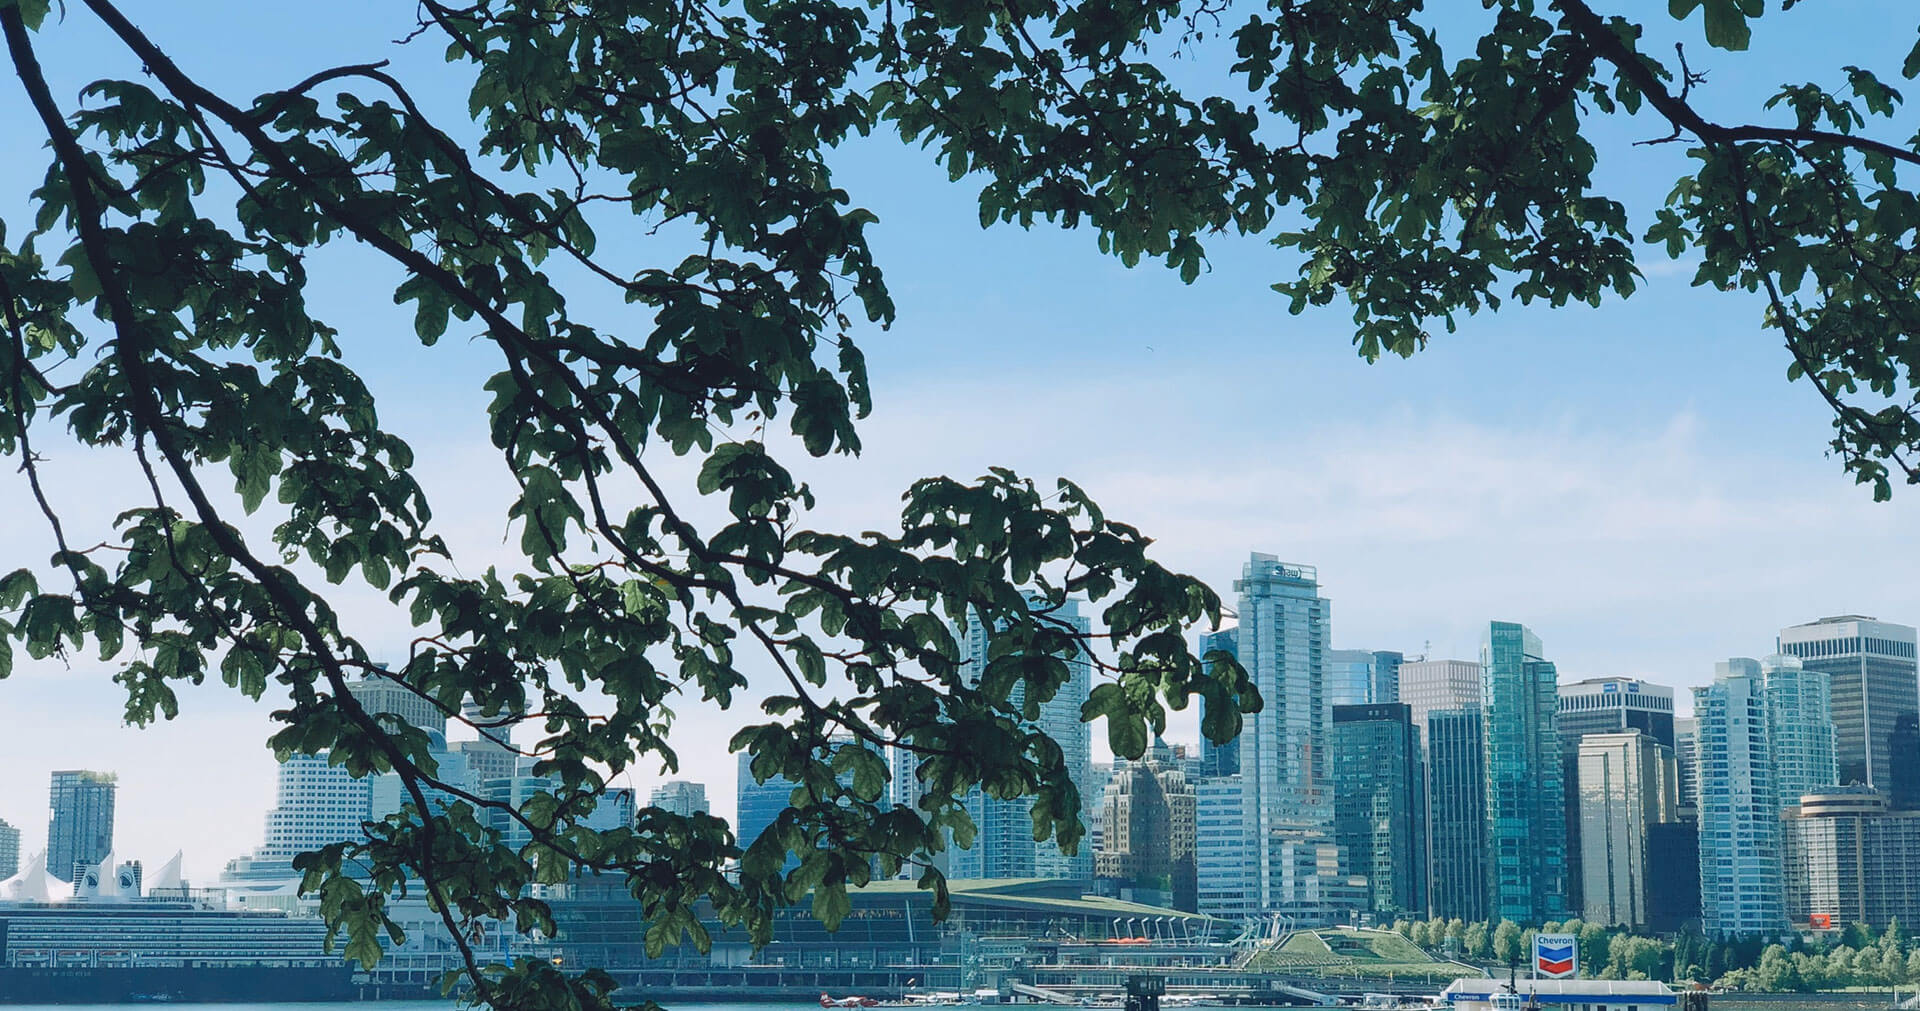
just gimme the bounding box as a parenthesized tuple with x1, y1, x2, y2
(345, 669, 449, 739)
(1327, 649, 1377, 707)
(485, 759, 561, 854)
(1576, 730, 1677, 928)
(1778, 616, 1918, 792)
(454, 736, 518, 788)
(1425, 708, 1487, 922)
(735, 750, 799, 865)
(651, 780, 710, 818)
(1197, 627, 1241, 776)
(1400, 658, 1483, 752)
(222, 755, 373, 884)
(0, 818, 19, 880)
(1760, 653, 1839, 806)
(1644, 821, 1701, 932)
(1235, 554, 1341, 919)
(1371, 651, 1404, 705)
(1194, 775, 1257, 921)
(1323, 649, 1403, 706)
(47, 771, 116, 883)
(1674, 717, 1700, 820)
(587, 787, 636, 833)
(1330, 703, 1426, 917)
(949, 596, 1095, 880)
(1556, 678, 1676, 913)
(1891, 714, 1920, 811)
(1556, 678, 1677, 747)
(1095, 740, 1197, 911)
(1482, 622, 1567, 923)
(1694, 659, 1785, 935)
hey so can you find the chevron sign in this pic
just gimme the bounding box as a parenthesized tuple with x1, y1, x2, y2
(1534, 934, 1578, 978)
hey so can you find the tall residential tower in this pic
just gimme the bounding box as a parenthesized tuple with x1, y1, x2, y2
(1694, 660, 1785, 935)
(1235, 554, 1347, 921)
(46, 771, 116, 884)
(1760, 654, 1839, 805)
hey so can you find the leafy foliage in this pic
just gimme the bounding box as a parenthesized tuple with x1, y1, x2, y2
(2, 0, 1919, 1007)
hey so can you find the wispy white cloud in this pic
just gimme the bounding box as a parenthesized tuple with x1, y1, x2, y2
(1, 364, 1913, 881)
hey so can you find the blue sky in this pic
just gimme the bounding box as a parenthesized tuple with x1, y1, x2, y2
(1, 2, 1917, 883)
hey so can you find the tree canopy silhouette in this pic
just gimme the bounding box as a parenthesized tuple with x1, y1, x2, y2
(1, 0, 1916, 1005)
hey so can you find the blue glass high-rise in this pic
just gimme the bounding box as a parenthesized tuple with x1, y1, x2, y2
(1426, 708, 1487, 922)
(1330, 703, 1426, 918)
(1197, 627, 1241, 777)
(947, 595, 1094, 881)
(1481, 621, 1567, 923)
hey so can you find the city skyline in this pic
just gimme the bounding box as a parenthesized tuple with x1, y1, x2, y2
(7, 9, 1920, 1006)
(5, 3, 1920, 887)
(6, 580, 1915, 935)
(4, 576, 1918, 886)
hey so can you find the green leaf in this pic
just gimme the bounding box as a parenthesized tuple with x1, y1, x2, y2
(6, 0, 52, 31)
(811, 882, 852, 931)
(1701, 0, 1753, 51)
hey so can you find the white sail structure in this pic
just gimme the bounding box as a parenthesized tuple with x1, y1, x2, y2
(1, 850, 55, 901)
(148, 850, 185, 891)
(75, 849, 114, 898)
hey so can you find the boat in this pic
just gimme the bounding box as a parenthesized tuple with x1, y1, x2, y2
(822, 994, 882, 1008)
(0, 895, 352, 1005)
(1438, 977, 1679, 1009)
(1354, 995, 1448, 1010)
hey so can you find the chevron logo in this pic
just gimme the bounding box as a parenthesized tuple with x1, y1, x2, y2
(1535, 934, 1578, 978)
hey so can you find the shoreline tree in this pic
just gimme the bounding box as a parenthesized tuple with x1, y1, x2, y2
(4, 0, 1920, 1007)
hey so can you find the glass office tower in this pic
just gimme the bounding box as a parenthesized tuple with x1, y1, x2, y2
(1482, 622, 1567, 923)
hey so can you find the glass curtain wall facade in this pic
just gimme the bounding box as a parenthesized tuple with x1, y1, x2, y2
(1576, 731, 1676, 928)
(1778, 616, 1919, 793)
(1694, 660, 1785, 936)
(1481, 622, 1567, 923)
(1330, 704, 1426, 918)
(1197, 627, 1241, 777)
(1327, 649, 1376, 707)
(1555, 678, 1676, 914)
(1893, 715, 1920, 811)
(1426, 708, 1488, 922)
(1234, 554, 1335, 918)
(1760, 653, 1839, 807)
(1371, 651, 1404, 706)
(950, 597, 1094, 880)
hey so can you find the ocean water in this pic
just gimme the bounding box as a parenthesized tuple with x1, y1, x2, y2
(0, 999, 1902, 1011)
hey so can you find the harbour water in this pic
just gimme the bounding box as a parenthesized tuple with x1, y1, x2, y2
(0, 999, 1900, 1011)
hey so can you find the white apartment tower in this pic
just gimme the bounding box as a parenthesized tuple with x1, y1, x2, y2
(1694, 660, 1786, 935)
